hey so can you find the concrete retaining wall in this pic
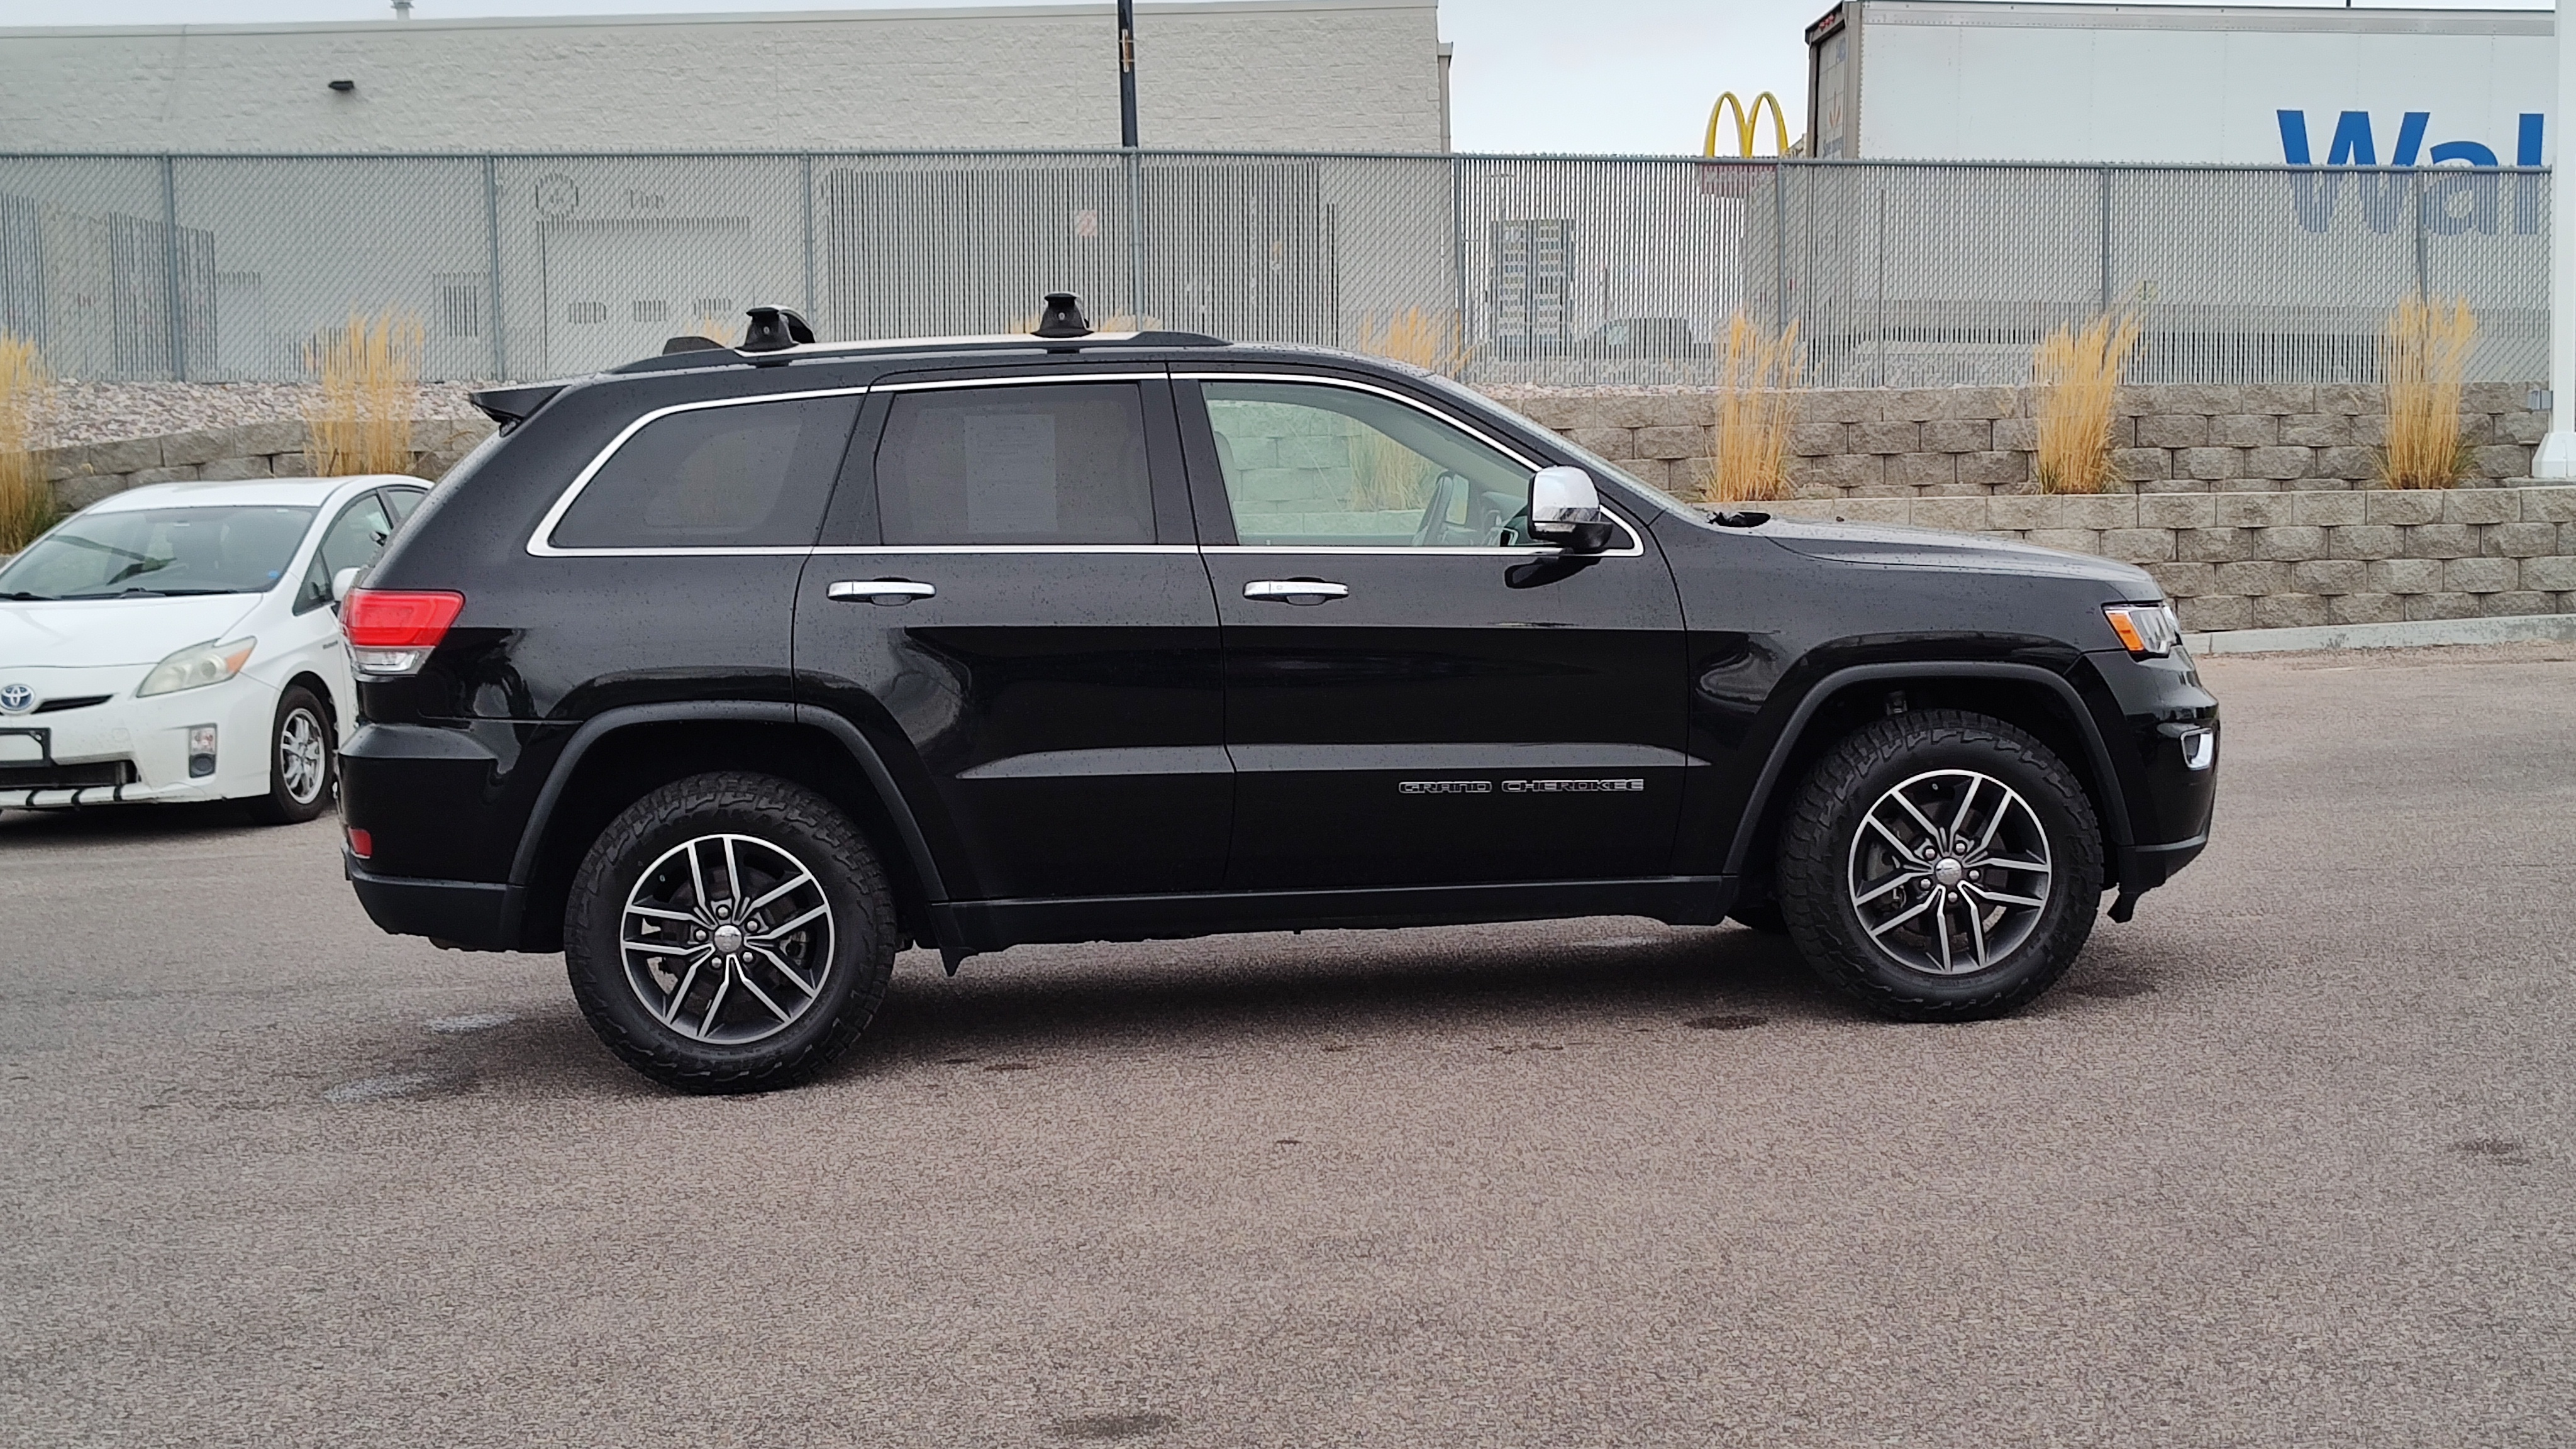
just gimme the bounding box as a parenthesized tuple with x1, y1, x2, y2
(1497, 382, 2546, 499)
(38, 419, 496, 511)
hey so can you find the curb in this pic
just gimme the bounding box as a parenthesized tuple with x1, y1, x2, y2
(2184, 612, 2576, 656)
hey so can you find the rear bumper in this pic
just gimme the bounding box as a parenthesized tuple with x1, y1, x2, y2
(345, 852, 519, 950)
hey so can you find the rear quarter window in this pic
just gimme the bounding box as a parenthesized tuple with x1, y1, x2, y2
(547, 394, 861, 550)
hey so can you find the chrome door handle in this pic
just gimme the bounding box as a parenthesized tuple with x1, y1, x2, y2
(1243, 579, 1348, 606)
(827, 579, 936, 606)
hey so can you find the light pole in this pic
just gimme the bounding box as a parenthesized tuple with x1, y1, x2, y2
(2543, 0, 2575, 477)
(1116, 0, 1140, 148)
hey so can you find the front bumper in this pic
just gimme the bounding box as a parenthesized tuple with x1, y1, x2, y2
(0, 666, 279, 809)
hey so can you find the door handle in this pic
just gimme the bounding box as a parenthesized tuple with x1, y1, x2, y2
(827, 579, 936, 606)
(1243, 579, 1349, 606)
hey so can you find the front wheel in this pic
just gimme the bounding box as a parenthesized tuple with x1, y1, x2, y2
(564, 772, 898, 1094)
(243, 685, 335, 824)
(1775, 709, 2103, 1021)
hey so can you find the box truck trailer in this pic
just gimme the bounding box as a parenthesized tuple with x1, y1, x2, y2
(1805, 1, 2553, 167)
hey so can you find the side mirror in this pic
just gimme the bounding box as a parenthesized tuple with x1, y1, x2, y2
(331, 566, 362, 605)
(1528, 466, 1616, 553)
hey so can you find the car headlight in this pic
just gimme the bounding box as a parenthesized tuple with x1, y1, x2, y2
(2102, 603, 2182, 659)
(136, 637, 257, 697)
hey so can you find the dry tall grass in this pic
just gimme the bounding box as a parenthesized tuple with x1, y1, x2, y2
(2380, 294, 2477, 489)
(2031, 312, 2141, 494)
(685, 313, 739, 347)
(1348, 308, 1471, 509)
(1353, 307, 1470, 377)
(303, 308, 425, 476)
(0, 334, 55, 553)
(1699, 313, 1803, 504)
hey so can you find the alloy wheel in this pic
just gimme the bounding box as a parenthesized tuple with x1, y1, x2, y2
(1845, 768, 2053, 976)
(278, 707, 329, 805)
(620, 833, 835, 1045)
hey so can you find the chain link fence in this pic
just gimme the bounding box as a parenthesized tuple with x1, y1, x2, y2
(0, 150, 2548, 389)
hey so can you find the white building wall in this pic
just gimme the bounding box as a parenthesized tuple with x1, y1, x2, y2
(1840, 3, 2553, 166)
(0, 1, 1446, 155)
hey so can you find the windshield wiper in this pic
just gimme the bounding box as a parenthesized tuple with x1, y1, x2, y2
(1, 590, 55, 601)
(60, 586, 240, 599)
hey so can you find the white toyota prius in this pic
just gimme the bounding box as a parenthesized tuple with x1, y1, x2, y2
(0, 474, 429, 821)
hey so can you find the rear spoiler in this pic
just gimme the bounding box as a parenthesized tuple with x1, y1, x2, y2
(470, 383, 564, 429)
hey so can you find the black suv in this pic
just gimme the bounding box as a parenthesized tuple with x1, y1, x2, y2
(340, 299, 2218, 1092)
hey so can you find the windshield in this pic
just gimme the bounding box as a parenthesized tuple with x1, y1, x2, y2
(0, 505, 317, 601)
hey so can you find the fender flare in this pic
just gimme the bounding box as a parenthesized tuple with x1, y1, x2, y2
(504, 700, 950, 916)
(1721, 660, 2133, 876)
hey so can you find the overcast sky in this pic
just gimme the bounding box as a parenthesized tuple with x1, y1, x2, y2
(0, 0, 2551, 155)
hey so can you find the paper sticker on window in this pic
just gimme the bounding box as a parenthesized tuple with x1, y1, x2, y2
(963, 411, 1058, 535)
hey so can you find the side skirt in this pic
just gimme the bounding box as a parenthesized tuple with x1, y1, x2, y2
(935, 875, 1737, 955)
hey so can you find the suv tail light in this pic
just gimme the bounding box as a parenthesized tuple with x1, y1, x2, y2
(341, 589, 464, 676)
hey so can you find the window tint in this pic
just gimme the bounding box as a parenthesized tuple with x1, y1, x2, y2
(876, 383, 1155, 547)
(1202, 381, 1533, 548)
(549, 394, 859, 550)
(296, 493, 394, 613)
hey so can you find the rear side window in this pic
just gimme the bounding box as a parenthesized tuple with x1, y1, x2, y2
(549, 394, 860, 550)
(875, 383, 1155, 546)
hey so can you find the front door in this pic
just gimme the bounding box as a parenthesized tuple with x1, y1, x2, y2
(1180, 373, 1688, 891)
(794, 370, 1229, 902)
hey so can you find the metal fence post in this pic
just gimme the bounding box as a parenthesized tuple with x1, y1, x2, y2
(1124, 149, 1145, 318)
(483, 155, 506, 381)
(1874, 187, 1887, 387)
(2412, 169, 2429, 297)
(801, 153, 816, 319)
(1771, 164, 1789, 333)
(160, 155, 184, 380)
(2098, 167, 2113, 314)
(1450, 157, 1469, 383)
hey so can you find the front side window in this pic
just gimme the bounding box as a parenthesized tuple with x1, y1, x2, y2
(1202, 380, 1533, 548)
(296, 493, 394, 613)
(0, 505, 316, 600)
(875, 383, 1156, 547)
(549, 394, 860, 550)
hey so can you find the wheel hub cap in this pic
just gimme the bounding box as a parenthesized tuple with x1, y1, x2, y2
(1845, 768, 2054, 977)
(618, 832, 835, 1045)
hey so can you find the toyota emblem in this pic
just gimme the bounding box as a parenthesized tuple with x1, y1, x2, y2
(0, 683, 31, 713)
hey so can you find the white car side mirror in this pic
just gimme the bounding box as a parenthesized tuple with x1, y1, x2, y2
(331, 566, 362, 604)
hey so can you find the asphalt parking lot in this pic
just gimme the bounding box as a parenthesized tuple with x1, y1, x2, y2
(3, 643, 2571, 1448)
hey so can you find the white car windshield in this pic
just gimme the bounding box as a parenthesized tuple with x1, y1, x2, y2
(0, 505, 318, 601)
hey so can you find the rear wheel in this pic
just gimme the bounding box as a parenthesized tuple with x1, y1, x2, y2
(1775, 709, 2102, 1021)
(564, 772, 897, 1094)
(244, 685, 334, 825)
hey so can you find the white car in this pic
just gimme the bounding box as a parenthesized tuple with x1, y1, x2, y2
(0, 474, 428, 822)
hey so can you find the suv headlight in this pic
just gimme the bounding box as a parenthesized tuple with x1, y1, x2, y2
(2102, 603, 2182, 658)
(136, 637, 257, 697)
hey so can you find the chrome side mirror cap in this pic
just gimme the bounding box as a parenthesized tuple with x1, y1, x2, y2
(331, 565, 362, 604)
(1529, 466, 1616, 553)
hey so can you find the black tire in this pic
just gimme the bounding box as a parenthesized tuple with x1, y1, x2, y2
(1775, 709, 2102, 1021)
(564, 772, 897, 1094)
(244, 684, 335, 825)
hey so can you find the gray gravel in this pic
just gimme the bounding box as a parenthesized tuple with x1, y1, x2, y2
(29, 381, 486, 450)
(2, 645, 2571, 1447)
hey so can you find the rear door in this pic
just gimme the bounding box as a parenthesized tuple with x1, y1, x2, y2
(1179, 371, 1689, 891)
(793, 367, 1228, 902)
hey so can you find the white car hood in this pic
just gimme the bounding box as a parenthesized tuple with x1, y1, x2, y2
(0, 594, 267, 669)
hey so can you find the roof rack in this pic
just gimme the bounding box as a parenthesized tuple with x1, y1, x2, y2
(614, 296, 1227, 375)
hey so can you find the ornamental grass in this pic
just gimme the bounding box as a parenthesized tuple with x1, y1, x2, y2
(2380, 294, 2477, 489)
(1698, 313, 1803, 504)
(2031, 311, 2141, 495)
(304, 308, 426, 477)
(0, 334, 55, 553)
(1348, 308, 1471, 509)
